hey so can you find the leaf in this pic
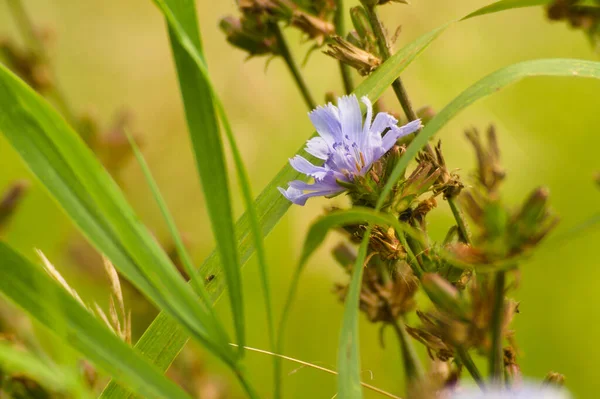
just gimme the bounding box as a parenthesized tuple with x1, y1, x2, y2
(0, 243, 191, 399)
(0, 63, 235, 367)
(462, 0, 552, 20)
(338, 229, 370, 399)
(379, 58, 600, 207)
(159, 0, 277, 361)
(275, 208, 419, 396)
(0, 340, 87, 398)
(125, 132, 226, 333)
(166, 4, 246, 353)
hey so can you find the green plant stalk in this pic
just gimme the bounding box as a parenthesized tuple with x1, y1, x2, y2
(6, 0, 77, 127)
(363, 4, 418, 123)
(456, 346, 486, 390)
(335, 0, 355, 94)
(271, 23, 317, 110)
(448, 196, 472, 245)
(489, 271, 506, 383)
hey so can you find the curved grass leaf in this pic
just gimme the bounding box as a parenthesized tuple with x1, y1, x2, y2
(275, 208, 419, 397)
(0, 340, 89, 398)
(379, 58, 600, 207)
(0, 63, 236, 368)
(0, 243, 191, 399)
(125, 132, 226, 334)
(462, 0, 552, 20)
(167, 17, 246, 356)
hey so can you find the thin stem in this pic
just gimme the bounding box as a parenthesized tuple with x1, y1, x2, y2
(364, 5, 417, 122)
(334, 0, 355, 94)
(456, 346, 486, 390)
(7, 0, 78, 127)
(231, 344, 403, 399)
(271, 22, 317, 110)
(235, 368, 261, 399)
(448, 196, 472, 245)
(489, 271, 506, 384)
(363, 5, 437, 159)
(391, 317, 424, 384)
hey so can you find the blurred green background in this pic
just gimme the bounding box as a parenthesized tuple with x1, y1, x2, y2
(1, 0, 599, 398)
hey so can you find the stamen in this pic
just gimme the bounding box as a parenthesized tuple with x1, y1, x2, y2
(360, 151, 366, 168)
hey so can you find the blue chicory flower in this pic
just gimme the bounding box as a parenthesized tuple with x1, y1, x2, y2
(278, 94, 422, 205)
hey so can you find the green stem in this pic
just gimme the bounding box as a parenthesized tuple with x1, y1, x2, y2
(271, 23, 317, 110)
(448, 196, 472, 245)
(363, 4, 437, 159)
(363, 5, 417, 122)
(391, 317, 424, 384)
(334, 0, 355, 94)
(456, 346, 486, 390)
(489, 271, 506, 384)
(235, 368, 261, 399)
(7, 0, 78, 127)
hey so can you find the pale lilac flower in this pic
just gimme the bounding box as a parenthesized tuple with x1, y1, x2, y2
(278, 94, 422, 205)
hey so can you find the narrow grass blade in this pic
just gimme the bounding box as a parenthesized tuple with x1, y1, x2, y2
(379, 59, 600, 207)
(0, 243, 192, 399)
(462, 0, 552, 20)
(160, 0, 276, 359)
(276, 208, 419, 395)
(0, 63, 236, 367)
(338, 230, 370, 399)
(168, 22, 246, 354)
(0, 341, 82, 397)
(125, 132, 225, 330)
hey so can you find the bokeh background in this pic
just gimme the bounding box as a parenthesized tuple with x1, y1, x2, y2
(1, 0, 599, 398)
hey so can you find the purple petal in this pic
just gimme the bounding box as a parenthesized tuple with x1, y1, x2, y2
(305, 136, 329, 160)
(308, 103, 342, 145)
(370, 112, 398, 136)
(278, 185, 343, 206)
(381, 119, 422, 152)
(289, 155, 329, 179)
(338, 95, 362, 144)
(361, 96, 373, 137)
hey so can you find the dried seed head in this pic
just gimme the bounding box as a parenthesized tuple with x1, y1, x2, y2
(544, 371, 566, 387)
(323, 36, 381, 76)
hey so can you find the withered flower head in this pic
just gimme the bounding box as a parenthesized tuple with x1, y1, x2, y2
(334, 258, 418, 323)
(465, 125, 505, 195)
(547, 0, 600, 52)
(323, 36, 381, 76)
(408, 277, 518, 358)
(219, 16, 280, 57)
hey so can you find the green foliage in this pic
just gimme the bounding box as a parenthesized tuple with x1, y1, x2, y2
(0, 243, 191, 399)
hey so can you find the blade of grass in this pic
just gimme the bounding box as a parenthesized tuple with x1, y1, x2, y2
(167, 22, 246, 355)
(0, 63, 237, 369)
(0, 243, 192, 399)
(125, 131, 225, 328)
(338, 229, 371, 398)
(462, 0, 552, 20)
(273, 207, 416, 398)
(158, 0, 277, 358)
(101, 2, 552, 396)
(379, 58, 600, 207)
